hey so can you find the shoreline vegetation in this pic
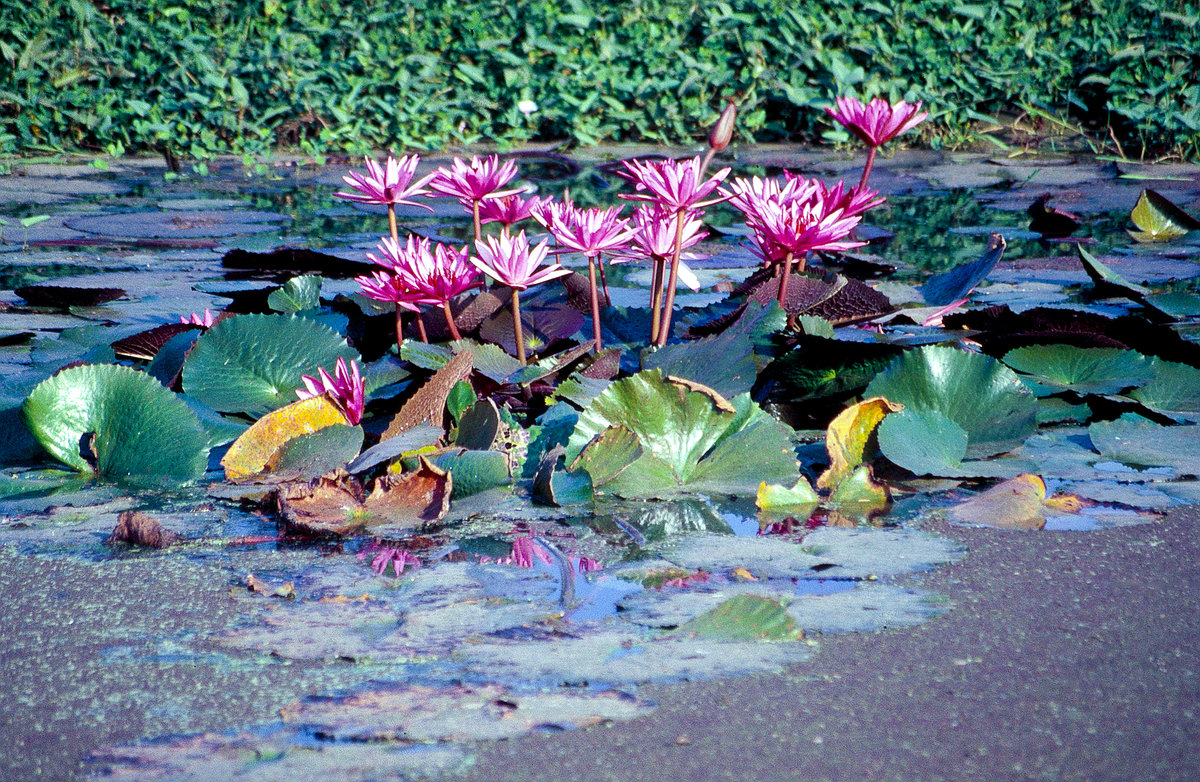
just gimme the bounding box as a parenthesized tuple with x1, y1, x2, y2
(1, 1, 1198, 162)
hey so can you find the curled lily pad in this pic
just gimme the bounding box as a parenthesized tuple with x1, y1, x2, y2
(267, 275, 323, 313)
(222, 396, 353, 482)
(181, 314, 359, 417)
(948, 473, 1052, 529)
(21, 364, 207, 486)
(1128, 189, 1200, 242)
(920, 233, 1005, 306)
(565, 370, 799, 499)
(818, 396, 903, 491)
(865, 345, 1037, 458)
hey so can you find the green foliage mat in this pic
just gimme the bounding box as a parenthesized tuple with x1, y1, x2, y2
(2, 0, 1197, 156)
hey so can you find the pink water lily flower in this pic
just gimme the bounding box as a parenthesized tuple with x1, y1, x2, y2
(336, 154, 434, 209)
(358, 543, 422, 577)
(296, 356, 364, 424)
(825, 96, 928, 148)
(471, 229, 568, 291)
(478, 193, 543, 228)
(366, 235, 478, 341)
(428, 154, 523, 203)
(621, 204, 708, 263)
(826, 97, 928, 188)
(617, 155, 732, 212)
(354, 269, 423, 312)
(472, 229, 569, 365)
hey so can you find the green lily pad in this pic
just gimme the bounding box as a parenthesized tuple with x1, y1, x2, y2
(1002, 345, 1152, 396)
(1088, 414, 1200, 475)
(865, 345, 1037, 458)
(877, 408, 1032, 479)
(267, 275, 323, 313)
(1129, 359, 1200, 418)
(565, 370, 799, 499)
(430, 449, 512, 499)
(21, 364, 208, 486)
(673, 594, 803, 642)
(181, 314, 359, 417)
(265, 424, 364, 483)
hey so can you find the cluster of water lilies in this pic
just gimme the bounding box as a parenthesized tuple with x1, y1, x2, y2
(297, 96, 926, 415)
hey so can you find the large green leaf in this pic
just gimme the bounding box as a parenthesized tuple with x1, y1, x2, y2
(566, 370, 799, 499)
(1002, 345, 1152, 396)
(181, 314, 359, 417)
(875, 408, 1025, 478)
(865, 345, 1036, 458)
(21, 364, 208, 486)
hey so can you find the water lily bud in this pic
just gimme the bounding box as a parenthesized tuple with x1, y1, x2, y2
(708, 101, 737, 151)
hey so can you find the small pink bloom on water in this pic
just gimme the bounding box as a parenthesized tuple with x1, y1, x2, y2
(618, 155, 732, 212)
(336, 154, 434, 209)
(428, 155, 523, 203)
(825, 96, 927, 148)
(574, 556, 602, 573)
(180, 309, 217, 328)
(509, 536, 553, 568)
(296, 356, 364, 424)
(471, 229, 570, 291)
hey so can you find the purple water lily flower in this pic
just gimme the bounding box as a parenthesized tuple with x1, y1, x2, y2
(825, 97, 928, 188)
(428, 155, 524, 241)
(471, 229, 568, 364)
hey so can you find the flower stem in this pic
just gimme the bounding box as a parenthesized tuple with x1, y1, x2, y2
(512, 288, 527, 365)
(387, 204, 399, 244)
(778, 251, 795, 307)
(596, 252, 610, 303)
(859, 146, 878, 190)
(699, 147, 717, 176)
(648, 256, 665, 344)
(587, 255, 603, 351)
(441, 302, 462, 341)
(393, 304, 404, 352)
(654, 209, 688, 347)
(472, 200, 482, 245)
(416, 311, 429, 343)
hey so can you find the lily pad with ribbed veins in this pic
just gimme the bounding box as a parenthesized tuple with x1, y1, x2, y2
(21, 364, 207, 485)
(181, 314, 359, 417)
(865, 345, 1037, 458)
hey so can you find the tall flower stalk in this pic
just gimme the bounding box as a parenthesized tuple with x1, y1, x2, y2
(535, 202, 636, 351)
(619, 156, 730, 346)
(825, 97, 927, 189)
(336, 155, 434, 244)
(471, 230, 570, 365)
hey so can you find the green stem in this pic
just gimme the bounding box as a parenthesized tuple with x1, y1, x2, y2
(512, 288, 527, 365)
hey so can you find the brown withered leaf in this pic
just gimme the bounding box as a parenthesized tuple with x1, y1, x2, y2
(111, 323, 200, 361)
(381, 349, 473, 439)
(16, 285, 125, 308)
(818, 397, 905, 492)
(453, 289, 505, 335)
(581, 347, 623, 380)
(274, 458, 451, 536)
(104, 510, 180, 548)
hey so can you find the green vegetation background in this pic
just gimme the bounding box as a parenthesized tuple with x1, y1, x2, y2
(2, 0, 1197, 158)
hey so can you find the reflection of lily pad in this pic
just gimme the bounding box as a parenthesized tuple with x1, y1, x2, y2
(22, 364, 208, 486)
(566, 370, 799, 498)
(181, 314, 359, 417)
(865, 345, 1037, 458)
(65, 209, 289, 239)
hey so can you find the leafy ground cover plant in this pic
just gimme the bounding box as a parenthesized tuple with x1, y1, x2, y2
(1, 1, 1198, 158)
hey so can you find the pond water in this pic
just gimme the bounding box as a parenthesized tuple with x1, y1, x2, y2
(1, 148, 1199, 780)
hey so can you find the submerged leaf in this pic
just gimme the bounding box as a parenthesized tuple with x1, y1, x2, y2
(22, 364, 208, 486)
(673, 594, 803, 642)
(948, 474, 1049, 529)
